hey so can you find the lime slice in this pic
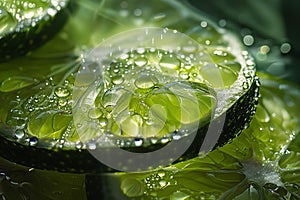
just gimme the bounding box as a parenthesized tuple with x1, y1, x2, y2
(110, 72, 300, 199)
(0, 0, 258, 173)
(0, 0, 71, 60)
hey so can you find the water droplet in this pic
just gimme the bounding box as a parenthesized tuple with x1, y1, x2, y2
(200, 21, 207, 28)
(55, 87, 70, 98)
(134, 9, 142, 16)
(134, 56, 148, 67)
(260, 45, 270, 54)
(134, 138, 143, 147)
(218, 19, 227, 27)
(134, 75, 158, 89)
(243, 35, 254, 46)
(179, 71, 189, 80)
(29, 137, 38, 146)
(15, 129, 25, 139)
(112, 75, 124, 85)
(99, 117, 108, 127)
(159, 54, 180, 70)
(88, 142, 97, 150)
(280, 42, 291, 54)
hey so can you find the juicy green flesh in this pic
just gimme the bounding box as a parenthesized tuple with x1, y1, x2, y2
(114, 73, 300, 199)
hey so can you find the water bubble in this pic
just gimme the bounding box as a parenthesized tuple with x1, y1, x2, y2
(218, 19, 227, 27)
(243, 35, 254, 46)
(55, 87, 70, 98)
(200, 21, 208, 28)
(179, 71, 189, 80)
(134, 9, 142, 16)
(15, 129, 25, 139)
(134, 75, 158, 89)
(112, 75, 124, 85)
(29, 137, 38, 146)
(159, 54, 180, 70)
(280, 43, 291, 54)
(134, 56, 148, 67)
(260, 45, 270, 54)
(99, 117, 108, 127)
(88, 142, 97, 150)
(134, 138, 143, 147)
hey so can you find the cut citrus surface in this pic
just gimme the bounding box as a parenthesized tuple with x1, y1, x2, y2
(0, 0, 71, 60)
(107, 72, 300, 199)
(0, 0, 258, 173)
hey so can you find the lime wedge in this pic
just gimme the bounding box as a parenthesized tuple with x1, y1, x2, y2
(113, 72, 300, 199)
(0, 0, 71, 60)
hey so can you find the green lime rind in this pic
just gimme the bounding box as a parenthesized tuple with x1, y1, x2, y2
(0, 156, 86, 200)
(0, 0, 71, 60)
(113, 72, 300, 199)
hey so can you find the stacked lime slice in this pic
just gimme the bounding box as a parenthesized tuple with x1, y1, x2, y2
(0, 0, 71, 60)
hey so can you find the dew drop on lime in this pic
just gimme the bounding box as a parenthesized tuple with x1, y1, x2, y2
(15, 129, 25, 139)
(29, 137, 38, 146)
(134, 56, 148, 67)
(99, 117, 108, 127)
(159, 54, 180, 70)
(112, 75, 124, 85)
(134, 138, 143, 147)
(179, 71, 189, 80)
(55, 87, 70, 98)
(134, 75, 158, 89)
